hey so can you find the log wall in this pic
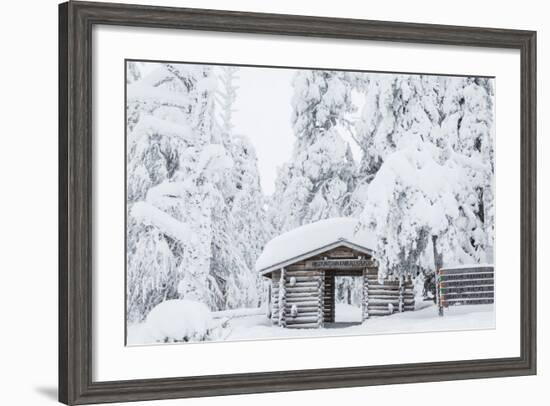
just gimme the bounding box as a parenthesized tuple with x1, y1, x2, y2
(270, 271, 280, 325)
(364, 269, 415, 317)
(284, 269, 323, 328)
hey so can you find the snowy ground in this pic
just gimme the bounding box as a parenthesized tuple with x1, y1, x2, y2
(127, 302, 495, 345)
(334, 303, 362, 322)
(225, 303, 494, 341)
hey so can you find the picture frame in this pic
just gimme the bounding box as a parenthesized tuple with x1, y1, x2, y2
(59, 1, 537, 404)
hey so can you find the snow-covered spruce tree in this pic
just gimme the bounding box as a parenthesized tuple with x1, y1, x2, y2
(425, 76, 495, 266)
(438, 77, 495, 263)
(126, 61, 142, 84)
(350, 74, 441, 208)
(125, 61, 144, 135)
(359, 134, 465, 278)
(127, 63, 270, 322)
(354, 74, 495, 278)
(270, 70, 357, 233)
(126, 63, 203, 203)
(215, 66, 239, 137)
(210, 66, 271, 309)
(229, 133, 273, 307)
(126, 63, 233, 322)
(125, 220, 179, 324)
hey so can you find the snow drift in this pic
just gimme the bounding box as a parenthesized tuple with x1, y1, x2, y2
(145, 299, 218, 343)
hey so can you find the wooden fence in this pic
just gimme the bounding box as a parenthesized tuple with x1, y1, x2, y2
(437, 265, 494, 315)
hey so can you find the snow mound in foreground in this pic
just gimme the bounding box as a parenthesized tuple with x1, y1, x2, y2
(256, 217, 375, 273)
(146, 299, 216, 343)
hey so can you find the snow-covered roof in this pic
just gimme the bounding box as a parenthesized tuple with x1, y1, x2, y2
(256, 218, 375, 275)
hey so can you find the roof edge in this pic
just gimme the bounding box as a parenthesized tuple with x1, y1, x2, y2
(258, 239, 374, 276)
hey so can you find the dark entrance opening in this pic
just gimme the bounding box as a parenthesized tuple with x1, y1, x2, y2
(323, 270, 363, 327)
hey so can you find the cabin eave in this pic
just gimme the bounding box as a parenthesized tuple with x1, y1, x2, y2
(258, 239, 375, 277)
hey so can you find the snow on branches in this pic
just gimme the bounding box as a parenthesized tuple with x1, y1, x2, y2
(355, 75, 495, 277)
(270, 70, 357, 232)
(126, 63, 270, 323)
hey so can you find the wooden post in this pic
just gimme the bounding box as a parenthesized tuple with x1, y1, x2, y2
(278, 268, 286, 327)
(432, 235, 444, 317)
(362, 267, 369, 322)
(266, 282, 272, 319)
(398, 275, 404, 313)
(319, 270, 325, 327)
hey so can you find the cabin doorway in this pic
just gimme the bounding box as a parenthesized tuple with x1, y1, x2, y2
(334, 275, 362, 323)
(324, 271, 363, 327)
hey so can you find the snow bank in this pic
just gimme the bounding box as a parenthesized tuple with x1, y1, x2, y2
(256, 217, 375, 273)
(145, 299, 215, 343)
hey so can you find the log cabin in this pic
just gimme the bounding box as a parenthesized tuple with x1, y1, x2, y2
(256, 218, 415, 329)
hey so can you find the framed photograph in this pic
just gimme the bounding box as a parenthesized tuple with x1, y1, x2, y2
(59, 1, 537, 404)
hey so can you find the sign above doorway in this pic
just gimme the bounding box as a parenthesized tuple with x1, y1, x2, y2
(307, 259, 377, 269)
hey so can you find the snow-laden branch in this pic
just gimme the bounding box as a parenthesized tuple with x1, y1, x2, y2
(129, 115, 194, 144)
(127, 83, 192, 109)
(131, 201, 191, 244)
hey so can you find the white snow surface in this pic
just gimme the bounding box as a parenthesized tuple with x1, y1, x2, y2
(334, 303, 362, 322)
(255, 217, 375, 273)
(227, 303, 494, 341)
(127, 303, 495, 345)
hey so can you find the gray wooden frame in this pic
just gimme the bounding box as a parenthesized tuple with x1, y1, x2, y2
(59, 1, 537, 404)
